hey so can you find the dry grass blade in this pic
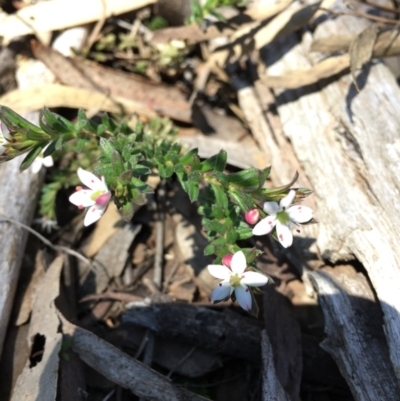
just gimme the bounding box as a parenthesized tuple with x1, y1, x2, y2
(261, 54, 350, 88)
(59, 314, 209, 401)
(349, 24, 378, 91)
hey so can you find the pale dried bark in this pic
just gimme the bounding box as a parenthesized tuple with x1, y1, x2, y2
(262, 3, 400, 380)
(310, 269, 400, 400)
(11, 256, 63, 401)
(0, 159, 42, 361)
(261, 330, 292, 401)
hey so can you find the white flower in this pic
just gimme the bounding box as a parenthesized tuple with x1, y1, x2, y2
(208, 250, 268, 311)
(31, 145, 54, 174)
(69, 168, 111, 226)
(252, 190, 313, 248)
(0, 120, 12, 156)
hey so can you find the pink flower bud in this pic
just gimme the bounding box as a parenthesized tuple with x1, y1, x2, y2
(245, 208, 260, 225)
(222, 254, 233, 268)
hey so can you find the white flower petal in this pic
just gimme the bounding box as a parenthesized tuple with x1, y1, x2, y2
(276, 221, 293, 248)
(263, 201, 279, 215)
(288, 205, 313, 223)
(231, 250, 247, 274)
(84, 205, 106, 226)
(235, 285, 252, 311)
(210, 282, 233, 302)
(77, 168, 103, 190)
(69, 190, 96, 207)
(208, 264, 231, 280)
(31, 159, 43, 174)
(280, 190, 296, 210)
(0, 143, 7, 156)
(43, 156, 54, 168)
(0, 121, 12, 140)
(252, 216, 276, 236)
(242, 271, 268, 286)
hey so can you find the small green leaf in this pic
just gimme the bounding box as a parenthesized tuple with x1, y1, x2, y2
(210, 183, 228, 209)
(204, 243, 216, 256)
(236, 225, 253, 240)
(120, 201, 135, 220)
(100, 138, 115, 158)
(227, 168, 262, 190)
(19, 145, 43, 171)
(230, 190, 254, 211)
(186, 180, 199, 202)
(201, 150, 227, 172)
(0, 105, 43, 134)
(75, 138, 87, 152)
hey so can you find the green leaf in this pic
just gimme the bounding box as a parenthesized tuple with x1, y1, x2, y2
(224, 228, 238, 244)
(227, 168, 262, 190)
(39, 107, 75, 135)
(186, 180, 199, 202)
(119, 170, 133, 184)
(201, 150, 227, 172)
(204, 243, 216, 256)
(75, 138, 87, 152)
(158, 162, 174, 178)
(210, 183, 228, 209)
(19, 145, 43, 171)
(0, 105, 43, 134)
(230, 190, 254, 211)
(120, 201, 135, 221)
(99, 138, 114, 158)
(26, 129, 52, 141)
(236, 225, 253, 240)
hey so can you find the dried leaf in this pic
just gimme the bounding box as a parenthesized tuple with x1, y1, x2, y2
(0, 0, 156, 45)
(349, 24, 378, 91)
(32, 42, 191, 122)
(0, 84, 157, 118)
(261, 54, 350, 88)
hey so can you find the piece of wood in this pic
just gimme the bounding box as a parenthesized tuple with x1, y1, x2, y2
(263, 286, 302, 400)
(11, 256, 63, 401)
(0, 157, 42, 361)
(59, 314, 209, 401)
(310, 269, 400, 400)
(263, 2, 400, 380)
(261, 330, 292, 401)
(123, 304, 262, 361)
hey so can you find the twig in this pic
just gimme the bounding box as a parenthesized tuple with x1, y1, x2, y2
(0, 217, 91, 266)
(79, 291, 143, 303)
(153, 181, 166, 290)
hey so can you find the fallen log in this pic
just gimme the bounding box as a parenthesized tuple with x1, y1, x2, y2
(310, 268, 400, 400)
(262, 1, 400, 381)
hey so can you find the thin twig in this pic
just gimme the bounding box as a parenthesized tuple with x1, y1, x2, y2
(0, 217, 91, 266)
(153, 181, 166, 290)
